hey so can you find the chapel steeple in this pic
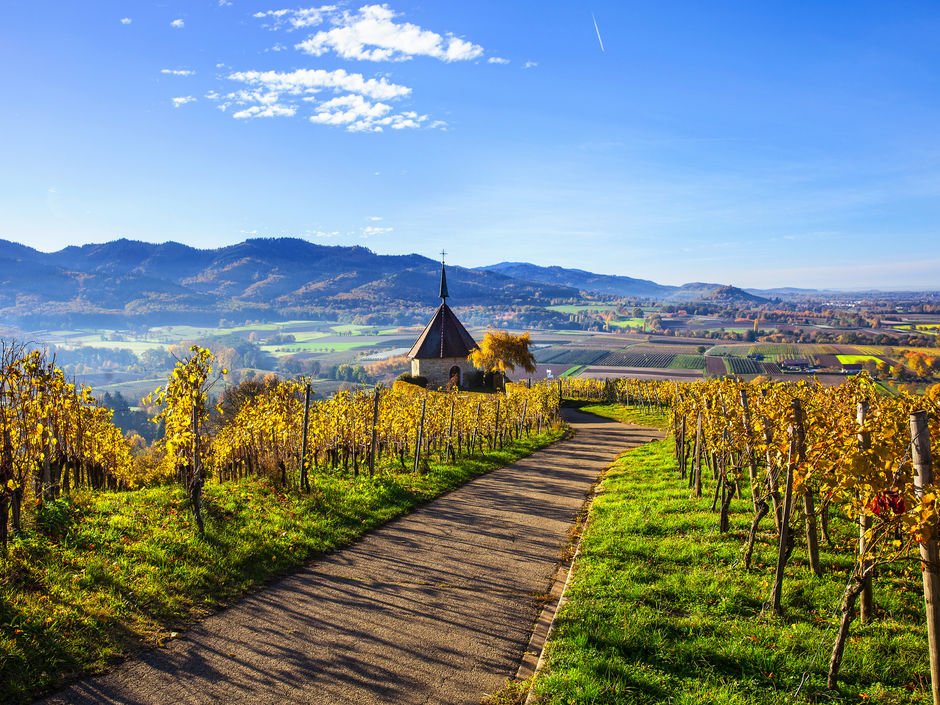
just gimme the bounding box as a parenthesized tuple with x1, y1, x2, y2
(439, 249, 449, 301)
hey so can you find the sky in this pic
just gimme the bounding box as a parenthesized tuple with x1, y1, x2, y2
(2, 1, 939, 290)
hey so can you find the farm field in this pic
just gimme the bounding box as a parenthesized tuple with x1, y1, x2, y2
(667, 354, 707, 370)
(547, 303, 620, 314)
(606, 317, 645, 329)
(836, 354, 880, 364)
(578, 366, 704, 382)
(704, 356, 727, 376)
(19, 316, 940, 392)
(723, 356, 763, 375)
(534, 346, 610, 367)
(595, 350, 676, 367)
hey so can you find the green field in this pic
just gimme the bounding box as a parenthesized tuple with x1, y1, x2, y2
(607, 318, 645, 329)
(836, 354, 880, 364)
(60, 339, 167, 354)
(895, 324, 940, 333)
(667, 354, 707, 370)
(547, 303, 621, 314)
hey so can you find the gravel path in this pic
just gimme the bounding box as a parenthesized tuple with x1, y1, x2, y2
(38, 408, 664, 705)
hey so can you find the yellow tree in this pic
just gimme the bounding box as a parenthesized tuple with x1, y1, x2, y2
(468, 331, 537, 387)
(145, 346, 224, 534)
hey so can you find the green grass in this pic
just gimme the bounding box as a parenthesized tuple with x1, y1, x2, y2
(575, 402, 669, 429)
(531, 430, 929, 703)
(836, 354, 880, 364)
(560, 365, 586, 378)
(0, 427, 564, 704)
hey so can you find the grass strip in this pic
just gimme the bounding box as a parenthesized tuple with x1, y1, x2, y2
(560, 365, 586, 378)
(0, 427, 564, 704)
(532, 435, 929, 704)
(573, 402, 668, 429)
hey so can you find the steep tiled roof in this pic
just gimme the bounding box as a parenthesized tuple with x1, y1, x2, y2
(407, 302, 477, 359)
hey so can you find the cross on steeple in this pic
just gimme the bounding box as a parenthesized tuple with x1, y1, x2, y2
(438, 250, 449, 301)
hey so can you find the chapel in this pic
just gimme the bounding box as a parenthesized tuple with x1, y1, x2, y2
(406, 260, 477, 389)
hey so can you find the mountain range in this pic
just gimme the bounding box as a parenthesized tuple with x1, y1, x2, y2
(0, 237, 839, 328)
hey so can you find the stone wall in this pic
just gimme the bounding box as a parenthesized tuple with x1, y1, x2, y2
(411, 357, 475, 389)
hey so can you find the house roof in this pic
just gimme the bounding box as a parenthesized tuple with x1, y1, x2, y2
(408, 302, 477, 359)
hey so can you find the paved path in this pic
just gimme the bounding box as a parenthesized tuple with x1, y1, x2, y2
(39, 408, 664, 705)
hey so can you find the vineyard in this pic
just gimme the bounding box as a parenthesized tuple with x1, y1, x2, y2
(668, 353, 707, 370)
(0, 345, 562, 539)
(723, 356, 764, 375)
(0, 344, 564, 702)
(556, 375, 940, 700)
(595, 350, 676, 367)
(534, 346, 608, 366)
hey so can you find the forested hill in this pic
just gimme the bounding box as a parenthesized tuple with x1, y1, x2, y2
(476, 261, 677, 299)
(0, 238, 581, 327)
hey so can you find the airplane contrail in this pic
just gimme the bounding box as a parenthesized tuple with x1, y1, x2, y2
(592, 12, 605, 52)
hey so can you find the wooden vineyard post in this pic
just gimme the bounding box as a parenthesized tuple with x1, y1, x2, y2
(445, 398, 455, 461)
(789, 398, 821, 577)
(299, 383, 311, 491)
(413, 394, 427, 474)
(692, 411, 703, 496)
(494, 398, 501, 450)
(191, 404, 204, 535)
(368, 387, 380, 476)
(763, 418, 782, 533)
(911, 410, 940, 705)
(770, 401, 800, 615)
(857, 401, 873, 622)
(740, 388, 758, 512)
(471, 401, 482, 455)
(803, 484, 822, 576)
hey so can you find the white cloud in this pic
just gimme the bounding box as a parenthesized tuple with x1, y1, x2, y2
(307, 94, 430, 132)
(310, 94, 392, 124)
(310, 230, 340, 238)
(232, 103, 297, 119)
(254, 7, 336, 30)
(227, 68, 410, 101)
(170, 19, 185, 29)
(161, 69, 195, 76)
(523, 60, 538, 69)
(120, 17, 131, 25)
(295, 4, 483, 62)
(362, 225, 393, 237)
(488, 57, 509, 65)
(219, 0, 232, 6)
(368, 216, 382, 221)
(196, 7, 467, 132)
(171, 96, 196, 107)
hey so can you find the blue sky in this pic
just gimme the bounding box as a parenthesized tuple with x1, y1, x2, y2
(2, 1, 939, 289)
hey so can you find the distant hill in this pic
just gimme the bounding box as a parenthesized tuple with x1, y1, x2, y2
(702, 285, 770, 305)
(0, 238, 582, 327)
(664, 282, 725, 302)
(662, 282, 770, 304)
(476, 262, 676, 298)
